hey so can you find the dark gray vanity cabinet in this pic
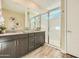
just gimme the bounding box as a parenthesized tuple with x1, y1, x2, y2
(35, 32, 45, 49)
(28, 33, 35, 52)
(0, 31, 45, 58)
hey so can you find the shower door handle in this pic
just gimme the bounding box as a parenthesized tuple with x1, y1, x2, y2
(67, 30, 72, 33)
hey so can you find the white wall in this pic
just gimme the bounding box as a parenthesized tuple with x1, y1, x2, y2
(0, 0, 1, 9)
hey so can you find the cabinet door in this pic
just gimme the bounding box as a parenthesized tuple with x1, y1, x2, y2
(28, 33, 35, 52)
(39, 32, 45, 45)
(0, 39, 16, 58)
(16, 37, 28, 57)
(35, 32, 45, 48)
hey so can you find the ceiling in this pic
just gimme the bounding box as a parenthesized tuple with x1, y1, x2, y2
(32, 0, 60, 10)
(2, 0, 61, 15)
(2, 0, 25, 13)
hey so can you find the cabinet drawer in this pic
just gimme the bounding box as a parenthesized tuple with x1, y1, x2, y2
(29, 37, 34, 41)
(29, 41, 35, 52)
(10, 34, 28, 39)
(29, 33, 34, 37)
(28, 33, 35, 52)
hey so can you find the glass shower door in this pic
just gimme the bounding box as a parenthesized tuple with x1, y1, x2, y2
(49, 8, 61, 48)
(41, 13, 48, 43)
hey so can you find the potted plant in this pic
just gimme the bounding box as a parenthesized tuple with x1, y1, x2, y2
(0, 25, 6, 34)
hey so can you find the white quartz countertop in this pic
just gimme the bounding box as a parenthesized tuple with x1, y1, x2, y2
(0, 31, 45, 37)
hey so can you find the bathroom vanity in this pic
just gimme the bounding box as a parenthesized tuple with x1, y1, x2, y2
(0, 31, 45, 58)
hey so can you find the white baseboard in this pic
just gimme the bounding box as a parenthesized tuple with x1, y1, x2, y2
(46, 43, 67, 54)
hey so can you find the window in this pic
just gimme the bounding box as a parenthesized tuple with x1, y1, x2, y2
(0, 11, 4, 25)
(49, 8, 61, 20)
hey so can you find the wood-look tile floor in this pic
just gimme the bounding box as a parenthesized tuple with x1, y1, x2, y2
(22, 44, 74, 58)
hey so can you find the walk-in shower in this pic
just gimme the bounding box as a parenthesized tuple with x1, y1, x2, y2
(30, 7, 61, 48)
